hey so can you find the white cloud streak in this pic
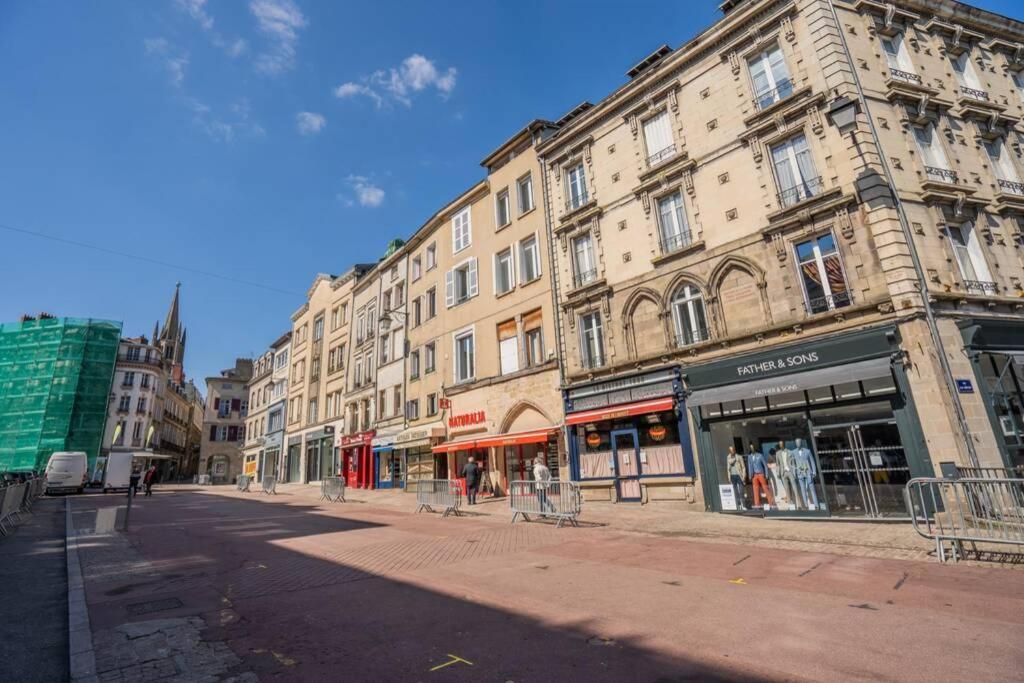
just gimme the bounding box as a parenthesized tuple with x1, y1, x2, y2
(175, 0, 248, 58)
(144, 38, 189, 88)
(342, 175, 385, 208)
(249, 0, 306, 76)
(295, 111, 326, 135)
(334, 54, 457, 108)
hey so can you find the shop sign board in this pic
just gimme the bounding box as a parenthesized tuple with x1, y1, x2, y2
(719, 485, 738, 511)
(567, 369, 677, 401)
(571, 381, 676, 411)
(448, 411, 486, 428)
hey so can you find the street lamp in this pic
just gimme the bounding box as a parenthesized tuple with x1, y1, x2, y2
(378, 309, 408, 332)
(826, 95, 860, 135)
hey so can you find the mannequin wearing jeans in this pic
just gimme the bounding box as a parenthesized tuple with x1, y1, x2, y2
(775, 441, 802, 509)
(792, 438, 818, 509)
(726, 447, 747, 510)
(747, 448, 775, 507)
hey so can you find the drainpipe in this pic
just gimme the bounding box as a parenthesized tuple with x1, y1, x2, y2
(826, 0, 979, 467)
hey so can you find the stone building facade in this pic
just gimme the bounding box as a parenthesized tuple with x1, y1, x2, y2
(200, 358, 253, 483)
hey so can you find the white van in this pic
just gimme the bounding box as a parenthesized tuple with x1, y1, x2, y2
(103, 452, 134, 492)
(45, 451, 88, 494)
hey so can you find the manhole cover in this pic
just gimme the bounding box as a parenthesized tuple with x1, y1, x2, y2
(126, 597, 183, 615)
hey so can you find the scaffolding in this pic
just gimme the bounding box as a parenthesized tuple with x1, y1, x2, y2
(0, 317, 122, 473)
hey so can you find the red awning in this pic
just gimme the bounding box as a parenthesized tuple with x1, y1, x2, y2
(565, 397, 675, 426)
(475, 428, 557, 449)
(431, 436, 479, 454)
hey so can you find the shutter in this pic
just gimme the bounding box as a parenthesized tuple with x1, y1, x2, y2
(445, 269, 455, 307)
(492, 253, 499, 295)
(508, 249, 516, 289)
(228, 426, 237, 441)
(499, 336, 519, 375)
(642, 111, 672, 156)
(231, 398, 241, 411)
(213, 398, 220, 410)
(468, 258, 478, 297)
(210, 425, 217, 441)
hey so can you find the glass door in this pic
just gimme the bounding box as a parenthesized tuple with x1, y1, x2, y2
(812, 418, 909, 517)
(611, 429, 642, 502)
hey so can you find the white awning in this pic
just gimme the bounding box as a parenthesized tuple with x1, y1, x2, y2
(686, 357, 893, 408)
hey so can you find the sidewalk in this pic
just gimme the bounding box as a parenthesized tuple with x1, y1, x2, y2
(208, 482, 939, 562)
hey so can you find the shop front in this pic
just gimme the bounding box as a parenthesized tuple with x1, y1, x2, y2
(260, 433, 282, 481)
(339, 431, 375, 489)
(959, 319, 1024, 470)
(565, 368, 694, 503)
(303, 427, 336, 483)
(687, 326, 931, 518)
(285, 435, 302, 483)
(372, 429, 403, 489)
(394, 421, 446, 493)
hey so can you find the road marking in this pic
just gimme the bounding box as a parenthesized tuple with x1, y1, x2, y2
(732, 554, 751, 566)
(429, 654, 473, 672)
(728, 578, 747, 585)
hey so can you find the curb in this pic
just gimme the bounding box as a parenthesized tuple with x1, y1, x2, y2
(66, 498, 97, 683)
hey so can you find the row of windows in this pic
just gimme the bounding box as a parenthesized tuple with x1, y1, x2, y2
(209, 424, 245, 442)
(112, 419, 147, 446)
(115, 394, 149, 414)
(119, 371, 154, 389)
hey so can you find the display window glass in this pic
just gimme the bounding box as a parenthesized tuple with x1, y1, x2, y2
(575, 410, 683, 479)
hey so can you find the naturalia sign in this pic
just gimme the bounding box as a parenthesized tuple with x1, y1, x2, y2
(448, 411, 486, 428)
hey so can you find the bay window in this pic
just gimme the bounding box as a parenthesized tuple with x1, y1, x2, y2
(579, 312, 605, 369)
(656, 191, 692, 253)
(771, 134, 820, 207)
(795, 233, 851, 314)
(671, 285, 709, 347)
(748, 44, 792, 111)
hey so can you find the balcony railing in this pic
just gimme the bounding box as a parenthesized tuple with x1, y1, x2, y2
(960, 86, 989, 101)
(963, 280, 998, 294)
(925, 166, 958, 183)
(565, 191, 590, 213)
(675, 328, 710, 349)
(997, 178, 1024, 196)
(889, 69, 921, 84)
(753, 78, 794, 112)
(118, 353, 161, 366)
(573, 268, 598, 289)
(660, 230, 693, 255)
(777, 176, 823, 209)
(120, 381, 134, 388)
(581, 354, 605, 370)
(646, 144, 677, 168)
(806, 291, 852, 315)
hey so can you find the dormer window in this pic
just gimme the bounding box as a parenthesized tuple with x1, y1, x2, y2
(748, 44, 792, 111)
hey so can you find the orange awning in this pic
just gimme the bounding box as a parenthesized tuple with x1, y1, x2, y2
(565, 396, 674, 426)
(475, 428, 557, 449)
(431, 436, 479, 454)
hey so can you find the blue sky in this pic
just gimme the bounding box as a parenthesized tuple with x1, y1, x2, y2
(1, 0, 1019, 389)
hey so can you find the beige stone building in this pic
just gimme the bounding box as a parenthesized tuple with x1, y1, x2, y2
(535, 0, 1024, 517)
(399, 121, 565, 497)
(241, 331, 290, 482)
(200, 358, 253, 483)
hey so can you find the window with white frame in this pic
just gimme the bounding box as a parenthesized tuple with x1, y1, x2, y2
(354, 358, 363, 387)
(525, 324, 543, 368)
(445, 258, 478, 307)
(572, 233, 597, 286)
(137, 397, 147, 413)
(497, 320, 519, 376)
(412, 256, 422, 281)
(454, 329, 475, 383)
(519, 235, 541, 283)
(494, 247, 515, 295)
(406, 399, 420, 421)
(426, 287, 437, 318)
(795, 233, 851, 314)
(771, 134, 820, 208)
(671, 285, 709, 347)
(881, 33, 916, 78)
(643, 110, 675, 166)
(517, 173, 534, 214)
(566, 162, 588, 210)
(308, 398, 318, 425)
(313, 316, 324, 341)
(330, 306, 340, 330)
(985, 138, 1022, 192)
(118, 395, 130, 412)
(412, 297, 422, 326)
(427, 393, 438, 416)
(1013, 71, 1024, 101)
(393, 385, 402, 416)
(409, 348, 420, 378)
(951, 50, 984, 95)
(452, 207, 472, 253)
(426, 243, 437, 270)
(913, 123, 953, 182)
(425, 342, 436, 373)
(495, 189, 511, 229)
(656, 191, 691, 253)
(748, 43, 792, 110)
(379, 332, 390, 364)
(579, 312, 605, 369)
(947, 221, 993, 285)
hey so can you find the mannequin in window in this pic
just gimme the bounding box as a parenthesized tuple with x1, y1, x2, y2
(775, 441, 801, 509)
(792, 438, 818, 509)
(766, 446, 789, 507)
(746, 443, 775, 508)
(726, 446, 747, 510)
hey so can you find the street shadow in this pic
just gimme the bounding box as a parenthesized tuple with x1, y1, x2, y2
(75, 490, 761, 682)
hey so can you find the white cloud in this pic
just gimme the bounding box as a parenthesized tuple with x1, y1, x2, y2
(144, 38, 189, 88)
(175, 0, 213, 30)
(174, 0, 247, 57)
(333, 54, 457, 108)
(295, 111, 326, 135)
(185, 96, 265, 142)
(342, 175, 385, 208)
(250, 0, 307, 75)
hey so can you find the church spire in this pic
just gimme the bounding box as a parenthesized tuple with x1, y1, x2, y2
(161, 281, 181, 342)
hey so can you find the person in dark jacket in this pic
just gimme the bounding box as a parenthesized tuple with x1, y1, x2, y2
(461, 455, 480, 505)
(143, 465, 158, 497)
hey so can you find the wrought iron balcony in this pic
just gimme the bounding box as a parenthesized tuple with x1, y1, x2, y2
(963, 280, 998, 294)
(565, 191, 590, 213)
(581, 354, 605, 370)
(675, 327, 710, 348)
(806, 290, 852, 315)
(646, 144, 677, 168)
(573, 268, 598, 289)
(660, 230, 693, 255)
(925, 166, 958, 183)
(777, 176, 823, 209)
(997, 178, 1024, 196)
(960, 86, 989, 101)
(753, 78, 794, 112)
(889, 69, 921, 84)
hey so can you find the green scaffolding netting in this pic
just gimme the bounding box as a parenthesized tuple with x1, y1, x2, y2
(0, 317, 122, 473)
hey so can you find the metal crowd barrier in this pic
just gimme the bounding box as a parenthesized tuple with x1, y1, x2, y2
(905, 476, 1024, 563)
(956, 466, 1024, 480)
(236, 475, 252, 492)
(415, 479, 462, 518)
(262, 476, 277, 495)
(0, 483, 27, 536)
(194, 474, 212, 486)
(320, 477, 346, 503)
(509, 480, 582, 528)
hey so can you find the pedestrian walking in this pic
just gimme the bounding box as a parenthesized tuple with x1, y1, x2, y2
(128, 467, 141, 498)
(143, 465, 158, 497)
(461, 455, 480, 505)
(533, 455, 554, 512)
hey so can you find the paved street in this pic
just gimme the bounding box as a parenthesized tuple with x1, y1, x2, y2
(61, 486, 1024, 682)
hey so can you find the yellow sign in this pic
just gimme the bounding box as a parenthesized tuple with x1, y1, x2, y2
(243, 456, 257, 476)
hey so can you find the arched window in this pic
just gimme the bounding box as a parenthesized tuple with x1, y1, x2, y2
(671, 285, 708, 348)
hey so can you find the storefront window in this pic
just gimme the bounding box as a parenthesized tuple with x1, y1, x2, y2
(575, 410, 683, 479)
(979, 353, 1024, 467)
(404, 447, 434, 492)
